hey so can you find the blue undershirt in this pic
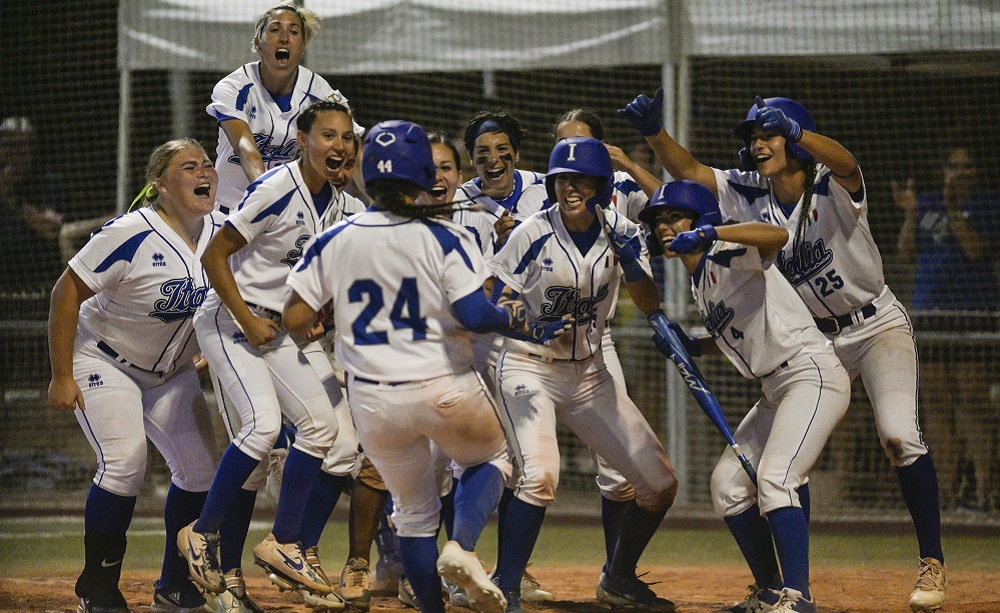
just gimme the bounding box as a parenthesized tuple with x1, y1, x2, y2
(567, 219, 602, 255)
(311, 182, 333, 219)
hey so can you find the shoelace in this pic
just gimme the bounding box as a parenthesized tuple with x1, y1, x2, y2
(347, 562, 369, 587)
(914, 562, 943, 589)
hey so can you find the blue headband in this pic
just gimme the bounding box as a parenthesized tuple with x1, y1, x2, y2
(472, 119, 520, 152)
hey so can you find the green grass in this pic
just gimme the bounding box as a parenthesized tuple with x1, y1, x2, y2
(2, 516, 998, 577)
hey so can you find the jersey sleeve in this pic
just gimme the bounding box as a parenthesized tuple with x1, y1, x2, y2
(606, 209, 653, 277)
(710, 241, 765, 272)
(207, 68, 250, 124)
(822, 165, 867, 215)
(286, 237, 333, 312)
(225, 173, 285, 244)
(68, 216, 139, 293)
(613, 173, 649, 223)
(713, 167, 760, 223)
(488, 221, 533, 294)
(437, 222, 491, 303)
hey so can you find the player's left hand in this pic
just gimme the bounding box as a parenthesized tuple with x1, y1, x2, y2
(756, 101, 802, 143)
(667, 224, 717, 254)
(527, 315, 574, 344)
(497, 294, 527, 330)
(602, 217, 639, 266)
(192, 352, 209, 373)
(619, 88, 664, 137)
(494, 210, 517, 249)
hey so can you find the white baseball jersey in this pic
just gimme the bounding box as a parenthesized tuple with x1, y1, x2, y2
(287, 210, 490, 382)
(690, 239, 832, 379)
(452, 169, 544, 257)
(713, 166, 881, 318)
(207, 62, 362, 213)
(221, 161, 331, 313)
(515, 170, 649, 222)
(491, 207, 651, 361)
(70, 207, 224, 373)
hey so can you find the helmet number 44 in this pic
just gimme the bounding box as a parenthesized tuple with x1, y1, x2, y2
(377, 159, 393, 173)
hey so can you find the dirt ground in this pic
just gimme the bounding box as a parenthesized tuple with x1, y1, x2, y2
(2, 565, 998, 613)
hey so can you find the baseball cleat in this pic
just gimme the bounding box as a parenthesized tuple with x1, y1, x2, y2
(303, 546, 332, 588)
(716, 584, 782, 612)
(397, 576, 418, 608)
(176, 522, 225, 594)
(253, 534, 332, 595)
(77, 587, 131, 613)
(338, 557, 372, 609)
(150, 578, 213, 613)
(597, 571, 675, 612)
(520, 566, 555, 601)
(770, 588, 815, 613)
(909, 557, 946, 611)
(216, 570, 265, 613)
(436, 540, 506, 613)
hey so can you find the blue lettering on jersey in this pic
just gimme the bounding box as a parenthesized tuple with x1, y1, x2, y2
(775, 238, 833, 286)
(233, 331, 248, 344)
(152, 252, 166, 267)
(281, 234, 310, 268)
(227, 133, 299, 165)
(150, 278, 207, 323)
(87, 373, 104, 388)
(540, 283, 610, 325)
(703, 300, 735, 339)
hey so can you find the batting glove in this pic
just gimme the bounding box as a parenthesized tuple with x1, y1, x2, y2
(618, 88, 664, 137)
(668, 224, 717, 254)
(497, 294, 527, 331)
(756, 105, 802, 143)
(527, 317, 573, 344)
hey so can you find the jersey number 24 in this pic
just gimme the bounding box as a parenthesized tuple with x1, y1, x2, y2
(349, 278, 427, 345)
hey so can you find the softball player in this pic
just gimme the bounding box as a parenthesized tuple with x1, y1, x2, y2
(177, 101, 358, 608)
(47, 139, 222, 613)
(283, 120, 568, 613)
(642, 180, 852, 613)
(490, 137, 678, 613)
(621, 89, 948, 611)
(512, 110, 665, 585)
(207, 2, 363, 215)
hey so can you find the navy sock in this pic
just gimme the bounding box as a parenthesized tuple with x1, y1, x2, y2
(767, 506, 810, 598)
(77, 485, 136, 597)
(896, 453, 944, 562)
(495, 487, 514, 571)
(607, 501, 667, 579)
(440, 482, 456, 540)
(299, 472, 349, 548)
(798, 484, 811, 524)
(600, 497, 630, 573)
(398, 536, 445, 613)
(219, 488, 257, 572)
(492, 497, 546, 593)
(160, 485, 207, 585)
(723, 505, 781, 589)
(271, 447, 323, 543)
(452, 463, 503, 551)
(196, 444, 260, 534)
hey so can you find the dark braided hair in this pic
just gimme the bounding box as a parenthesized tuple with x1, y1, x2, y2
(366, 179, 462, 219)
(792, 160, 818, 255)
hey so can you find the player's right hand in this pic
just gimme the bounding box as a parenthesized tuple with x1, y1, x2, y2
(48, 376, 85, 411)
(244, 315, 281, 348)
(618, 88, 664, 137)
(667, 224, 717, 254)
(494, 210, 517, 249)
(497, 294, 527, 331)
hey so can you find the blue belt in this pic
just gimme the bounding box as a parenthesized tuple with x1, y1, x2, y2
(97, 341, 163, 377)
(353, 377, 414, 387)
(814, 303, 876, 335)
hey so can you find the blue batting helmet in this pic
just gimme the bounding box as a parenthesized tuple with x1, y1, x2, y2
(733, 97, 816, 162)
(362, 120, 436, 192)
(639, 180, 721, 228)
(545, 137, 613, 212)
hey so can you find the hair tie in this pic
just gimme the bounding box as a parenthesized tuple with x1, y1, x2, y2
(128, 182, 156, 212)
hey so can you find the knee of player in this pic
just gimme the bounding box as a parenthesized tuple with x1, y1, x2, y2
(637, 469, 678, 513)
(290, 413, 339, 454)
(517, 469, 558, 505)
(711, 456, 757, 516)
(756, 456, 806, 513)
(100, 450, 148, 497)
(880, 435, 926, 467)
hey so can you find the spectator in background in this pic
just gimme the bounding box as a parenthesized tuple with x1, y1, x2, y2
(894, 143, 1000, 512)
(0, 116, 64, 294)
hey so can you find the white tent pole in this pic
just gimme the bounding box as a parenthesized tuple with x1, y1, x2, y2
(116, 69, 132, 214)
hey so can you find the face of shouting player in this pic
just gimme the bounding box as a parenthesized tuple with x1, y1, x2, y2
(154, 146, 218, 222)
(426, 142, 463, 205)
(473, 131, 518, 200)
(650, 208, 696, 259)
(297, 110, 358, 194)
(748, 126, 792, 178)
(256, 9, 306, 79)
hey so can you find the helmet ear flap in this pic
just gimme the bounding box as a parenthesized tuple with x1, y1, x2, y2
(738, 147, 756, 171)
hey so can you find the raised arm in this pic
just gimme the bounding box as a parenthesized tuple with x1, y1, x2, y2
(606, 144, 663, 198)
(619, 88, 718, 196)
(220, 119, 266, 184)
(48, 268, 96, 411)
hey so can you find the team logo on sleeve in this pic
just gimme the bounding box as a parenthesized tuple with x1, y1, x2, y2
(280, 235, 311, 268)
(151, 253, 166, 267)
(540, 283, 610, 325)
(150, 278, 208, 322)
(775, 238, 834, 286)
(703, 300, 735, 339)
